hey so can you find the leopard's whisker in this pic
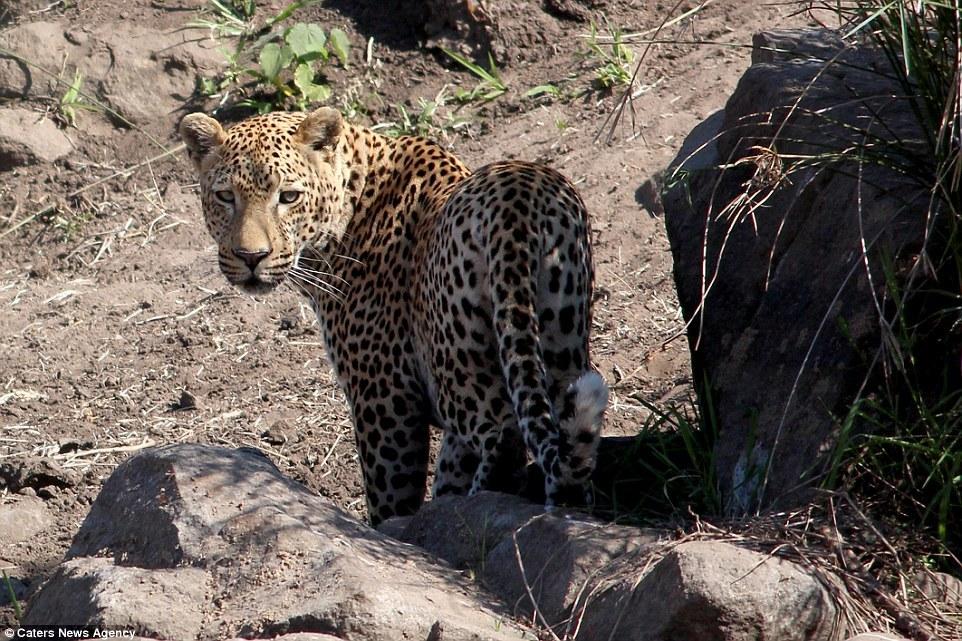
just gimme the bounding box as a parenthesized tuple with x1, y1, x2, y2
(332, 253, 364, 265)
(289, 266, 343, 294)
(288, 267, 346, 302)
(294, 264, 350, 286)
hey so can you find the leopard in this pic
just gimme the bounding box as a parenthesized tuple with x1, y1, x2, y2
(179, 107, 608, 525)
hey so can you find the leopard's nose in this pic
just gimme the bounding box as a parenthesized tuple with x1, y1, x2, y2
(233, 248, 270, 270)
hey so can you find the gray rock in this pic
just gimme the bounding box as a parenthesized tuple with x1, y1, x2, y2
(482, 508, 662, 626)
(0, 20, 224, 125)
(394, 493, 840, 640)
(662, 29, 929, 513)
(844, 635, 908, 641)
(0, 495, 52, 544)
(0, 108, 72, 170)
(386, 491, 548, 569)
(24, 558, 207, 640)
(390, 491, 663, 626)
(573, 541, 840, 641)
(913, 570, 962, 608)
(0, 573, 27, 606)
(0, 22, 69, 98)
(27, 444, 530, 641)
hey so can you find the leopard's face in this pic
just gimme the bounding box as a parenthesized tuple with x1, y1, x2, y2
(180, 109, 345, 295)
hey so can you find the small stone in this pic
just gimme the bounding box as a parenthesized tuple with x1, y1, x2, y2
(27, 257, 51, 280)
(173, 390, 197, 411)
(0, 457, 77, 493)
(63, 30, 88, 46)
(261, 420, 292, 446)
(635, 173, 664, 217)
(37, 485, 60, 500)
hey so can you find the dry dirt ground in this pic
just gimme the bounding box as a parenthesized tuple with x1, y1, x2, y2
(0, 0, 812, 625)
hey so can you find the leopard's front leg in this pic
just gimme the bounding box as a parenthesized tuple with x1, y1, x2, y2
(345, 383, 432, 526)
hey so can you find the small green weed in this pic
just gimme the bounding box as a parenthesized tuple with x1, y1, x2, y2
(57, 69, 100, 127)
(190, 0, 313, 39)
(37, 203, 95, 243)
(3, 570, 22, 621)
(594, 387, 721, 521)
(522, 75, 585, 104)
(582, 21, 635, 90)
(522, 84, 562, 100)
(442, 49, 507, 103)
(190, 0, 255, 38)
(374, 87, 469, 139)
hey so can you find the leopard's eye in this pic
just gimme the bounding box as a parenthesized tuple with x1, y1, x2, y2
(279, 190, 301, 205)
(214, 190, 235, 203)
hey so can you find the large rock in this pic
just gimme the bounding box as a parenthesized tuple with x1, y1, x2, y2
(0, 21, 222, 125)
(662, 30, 929, 513)
(25, 444, 529, 641)
(0, 107, 73, 170)
(389, 493, 840, 641)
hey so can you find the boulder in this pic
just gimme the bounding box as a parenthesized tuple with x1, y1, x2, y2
(25, 444, 529, 641)
(389, 493, 840, 641)
(662, 29, 929, 513)
(0, 107, 73, 170)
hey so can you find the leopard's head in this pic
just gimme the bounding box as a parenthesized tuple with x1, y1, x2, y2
(179, 108, 346, 295)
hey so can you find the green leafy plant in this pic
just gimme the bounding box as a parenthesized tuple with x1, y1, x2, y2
(192, 1, 348, 112)
(237, 23, 350, 112)
(582, 21, 635, 90)
(57, 69, 100, 127)
(442, 49, 507, 103)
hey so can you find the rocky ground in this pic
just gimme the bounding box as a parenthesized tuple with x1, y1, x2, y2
(0, 0, 817, 626)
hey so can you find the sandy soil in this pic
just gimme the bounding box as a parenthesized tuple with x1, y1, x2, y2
(0, 0, 813, 625)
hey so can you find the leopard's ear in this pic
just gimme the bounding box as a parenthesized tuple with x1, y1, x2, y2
(179, 113, 226, 170)
(295, 107, 343, 152)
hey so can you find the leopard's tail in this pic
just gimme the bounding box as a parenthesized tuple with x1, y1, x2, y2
(556, 371, 608, 485)
(477, 162, 607, 505)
